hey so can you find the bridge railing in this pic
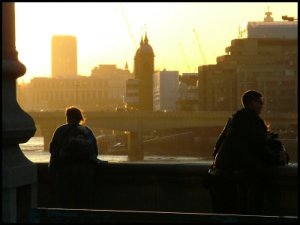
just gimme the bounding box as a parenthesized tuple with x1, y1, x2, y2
(36, 161, 298, 216)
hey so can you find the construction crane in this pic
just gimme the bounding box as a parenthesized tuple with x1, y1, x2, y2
(178, 43, 191, 72)
(238, 22, 247, 38)
(192, 29, 207, 65)
(119, 3, 137, 49)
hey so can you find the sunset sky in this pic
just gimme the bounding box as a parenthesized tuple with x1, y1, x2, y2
(15, 2, 298, 83)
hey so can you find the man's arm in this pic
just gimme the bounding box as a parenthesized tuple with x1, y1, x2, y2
(213, 118, 232, 157)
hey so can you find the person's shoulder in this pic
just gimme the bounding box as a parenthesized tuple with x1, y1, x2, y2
(61, 123, 70, 128)
(80, 125, 93, 132)
(82, 126, 97, 140)
(232, 108, 245, 118)
(75, 125, 94, 135)
(51, 124, 70, 141)
(235, 108, 256, 117)
(231, 108, 252, 124)
(54, 124, 69, 133)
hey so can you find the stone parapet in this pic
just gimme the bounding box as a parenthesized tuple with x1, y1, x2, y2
(36, 162, 297, 216)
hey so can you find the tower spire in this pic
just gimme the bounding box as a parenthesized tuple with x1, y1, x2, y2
(140, 36, 144, 45)
(144, 32, 149, 44)
(264, 5, 274, 22)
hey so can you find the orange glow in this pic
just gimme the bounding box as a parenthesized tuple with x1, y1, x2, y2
(15, 2, 297, 83)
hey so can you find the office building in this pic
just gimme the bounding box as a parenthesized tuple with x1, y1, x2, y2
(51, 35, 77, 78)
(153, 70, 179, 111)
(197, 11, 297, 113)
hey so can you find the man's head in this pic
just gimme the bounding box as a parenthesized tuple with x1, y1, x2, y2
(65, 106, 85, 124)
(242, 90, 264, 114)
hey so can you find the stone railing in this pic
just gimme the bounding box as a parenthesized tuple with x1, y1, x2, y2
(36, 162, 297, 216)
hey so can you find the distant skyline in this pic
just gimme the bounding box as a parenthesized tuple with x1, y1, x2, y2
(15, 2, 298, 83)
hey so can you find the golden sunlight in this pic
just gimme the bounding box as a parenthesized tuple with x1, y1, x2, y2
(15, 2, 297, 82)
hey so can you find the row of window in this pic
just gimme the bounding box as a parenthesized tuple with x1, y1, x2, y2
(31, 89, 127, 102)
(31, 80, 110, 88)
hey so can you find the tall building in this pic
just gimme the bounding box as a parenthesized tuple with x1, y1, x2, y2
(197, 10, 297, 113)
(153, 70, 179, 111)
(18, 34, 134, 112)
(51, 35, 77, 78)
(124, 79, 139, 110)
(134, 33, 155, 111)
(177, 73, 199, 111)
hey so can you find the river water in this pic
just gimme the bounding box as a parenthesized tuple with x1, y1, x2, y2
(20, 136, 210, 163)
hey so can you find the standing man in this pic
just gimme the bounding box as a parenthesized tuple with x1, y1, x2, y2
(207, 90, 287, 214)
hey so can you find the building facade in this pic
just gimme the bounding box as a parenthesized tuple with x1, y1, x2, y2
(198, 38, 297, 113)
(17, 65, 133, 111)
(51, 35, 77, 78)
(177, 73, 199, 111)
(153, 70, 179, 111)
(197, 11, 297, 114)
(124, 79, 139, 110)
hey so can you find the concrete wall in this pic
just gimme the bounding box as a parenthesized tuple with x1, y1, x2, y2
(36, 162, 297, 216)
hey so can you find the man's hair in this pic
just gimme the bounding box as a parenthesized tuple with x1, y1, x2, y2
(242, 90, 262, 107)
(65, 106, 85, 124)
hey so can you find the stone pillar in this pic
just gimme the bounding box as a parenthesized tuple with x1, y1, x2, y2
(128, 131, 144, 161)
(2, 2, 37, 222)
